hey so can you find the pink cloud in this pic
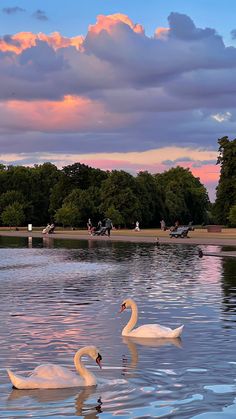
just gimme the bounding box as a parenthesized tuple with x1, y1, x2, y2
(190, 165, 220, 183)
(1, 95, 133, 132)
(155, 27, 169, 39)
(0, 31, 84, 54)
(88, 13, 145, 35)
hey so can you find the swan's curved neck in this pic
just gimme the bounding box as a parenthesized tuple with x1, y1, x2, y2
(74, 348, 96, 386)
(122, 300, 138, 336)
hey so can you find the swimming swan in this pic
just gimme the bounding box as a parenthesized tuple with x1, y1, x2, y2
(7, 346, 102, 390)
(120, 298, 184, 338)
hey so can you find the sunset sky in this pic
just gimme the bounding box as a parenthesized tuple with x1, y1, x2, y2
(1, 0, 236, 201)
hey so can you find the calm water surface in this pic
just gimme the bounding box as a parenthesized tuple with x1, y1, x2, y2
(0, 236, 236, 418)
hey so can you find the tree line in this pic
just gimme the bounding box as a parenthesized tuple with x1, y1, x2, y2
(0, 136, 235, 228)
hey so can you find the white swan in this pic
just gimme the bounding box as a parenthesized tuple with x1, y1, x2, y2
(120, 298, 184, 338)
(7, 346, 102, 390)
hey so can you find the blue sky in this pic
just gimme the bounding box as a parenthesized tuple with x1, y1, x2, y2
(0, 0, 235, 200)
(1, 0, 236, 43)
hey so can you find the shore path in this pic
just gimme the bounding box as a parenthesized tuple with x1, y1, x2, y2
(1, 228, 236, 255)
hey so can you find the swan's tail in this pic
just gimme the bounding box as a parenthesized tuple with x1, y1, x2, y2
(170, 325, 184, 338)
(7, 369, 22, 389)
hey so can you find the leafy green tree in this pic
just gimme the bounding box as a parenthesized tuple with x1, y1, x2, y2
(100, 170, 141, 226)
(54, 203, 79, 227)
(0, 165, 8, 195)
(4, 166, 32, 198)
(1, 203, 25, 227)
(165, 188, 187, 223)
(49, 172, 72, 218)
(49, 163, 107, 220)
(63, 187, 99, 227)
(28, 163, 61, 225)
(0, 163, 60, 226)
(135, 171, 164, 227)
(214, 137, 236, 224)
(155, 167, 209, 225)
(228, 205, 236, 226)
(62, 163, 108, 190)
(105, 205, 124, 227)
(0, 190, 25, 211)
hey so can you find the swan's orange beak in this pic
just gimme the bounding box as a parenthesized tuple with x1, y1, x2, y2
(96, 353, 102, 369)
(119, 302, 126, 313)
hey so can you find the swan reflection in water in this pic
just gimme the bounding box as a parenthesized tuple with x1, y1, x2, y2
(8, 387, 103, 417)
(122, 336, 182, 375)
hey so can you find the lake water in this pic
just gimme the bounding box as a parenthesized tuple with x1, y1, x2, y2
(0, 236, 236, 418)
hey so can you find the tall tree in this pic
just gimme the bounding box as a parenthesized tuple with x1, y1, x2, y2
(54, 203, 80, 227)
(62, 163, 108, 190)
(100, 170, 141, 226)
(29, 163, 61, 225)
(155, 167, 209, 225)
(0, 190, 25, 211)
(49, 172, 72, 218)
(214, 137, 236, 224)
(62, 187, 99, 227)
(228, 205, 236, 227)
(1, 203, 25, 228)
(135, 171, 164, 227)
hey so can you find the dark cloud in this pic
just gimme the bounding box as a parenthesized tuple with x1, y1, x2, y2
(2, 6, 25, 15)
(162, 158, 217, 167)
(19, 41, 66, 72)
(1, 34, 21, 47)
(162, 157, 193, 166)
(32, 9, 48, 21)
(192, 160, 217, 168)
(168, 12, 217, 41)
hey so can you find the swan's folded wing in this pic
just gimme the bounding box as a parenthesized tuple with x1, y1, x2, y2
(32, 364, 75, 380)
(131, 323, 173, 337)
(7, 366, 83, 389)
(141, 324, 184, 338)
(7, 369, 44, 390)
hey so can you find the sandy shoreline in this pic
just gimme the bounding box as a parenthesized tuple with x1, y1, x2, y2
(1, 228, 236, 248)
(1, 228, 235, 259)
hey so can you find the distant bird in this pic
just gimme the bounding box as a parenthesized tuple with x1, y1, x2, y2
(119, 298, 184, 338)
(198, 249, 203, 258)
(7, 346, 102, 389)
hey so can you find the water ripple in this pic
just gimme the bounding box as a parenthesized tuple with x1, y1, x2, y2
(0, 240, 236, 418)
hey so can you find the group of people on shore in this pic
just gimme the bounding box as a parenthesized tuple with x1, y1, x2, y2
(41, 218, 183, 236)
(42, 217, 193, 237)
(87, 218, 113, 237)
(161, 219, 193, 232)
(133, 219, 178, 232)
(161, 219, 180, 232)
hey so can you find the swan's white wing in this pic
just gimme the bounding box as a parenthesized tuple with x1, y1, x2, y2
(130, 323, 177, 338)
(8, 367, 83, 389)
(31, 364, 76, 380)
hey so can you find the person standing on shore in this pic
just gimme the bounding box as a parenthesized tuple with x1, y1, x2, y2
(105, 218, 113, 237)
(160, 219, 166, 231)
(134, 221, 140, 231)
(87, 218, 92, 235)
